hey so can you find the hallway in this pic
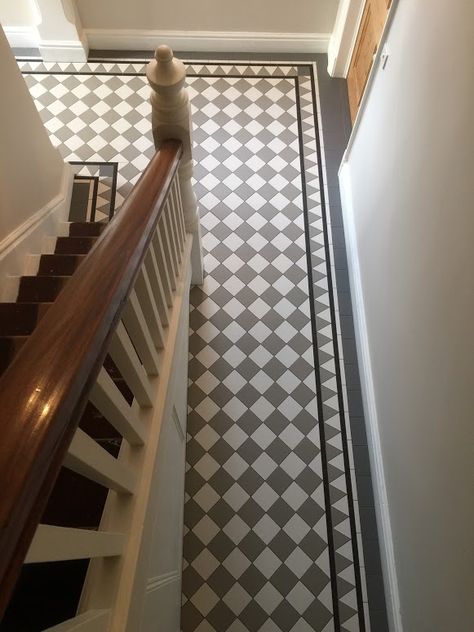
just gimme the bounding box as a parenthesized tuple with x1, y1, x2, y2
(19, 55, 386, 632)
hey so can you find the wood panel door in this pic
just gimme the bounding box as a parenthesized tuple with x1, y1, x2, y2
(347, 0, 391, 122)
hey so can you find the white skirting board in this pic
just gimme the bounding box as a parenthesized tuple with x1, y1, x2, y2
(338, 163, 403, 632)
(0, 164, 75, 300)
(3, 26, 40, 49)
(84, 29, 330, 54)
(39, 37, 89, 63)
(326, 0, 365, 77)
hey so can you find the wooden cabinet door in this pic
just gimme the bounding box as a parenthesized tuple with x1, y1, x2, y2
(347, 0, 390, 122)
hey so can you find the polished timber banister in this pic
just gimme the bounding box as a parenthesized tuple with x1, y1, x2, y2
(0, 139, 182, 617)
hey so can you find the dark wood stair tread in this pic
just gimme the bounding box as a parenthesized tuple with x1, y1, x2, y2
(0, 303, 51, 336)
(68, 222, 107, 237)
(17, 276, 68, 303)
(37, 254, 85, 276)
(0, 335, 28, 376)
(55, 236, 98, 255)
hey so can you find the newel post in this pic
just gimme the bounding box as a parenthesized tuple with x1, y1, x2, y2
(146, 45, 204, 285)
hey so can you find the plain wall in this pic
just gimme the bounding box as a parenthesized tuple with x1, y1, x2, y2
(75, 0, 337, 33)
(0, 25, 65, 242)
(341, 0, 474, 630)
(0, 0, 38, 26)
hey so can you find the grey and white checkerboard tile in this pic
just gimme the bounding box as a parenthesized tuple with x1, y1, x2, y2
(19, 58, 367, 632)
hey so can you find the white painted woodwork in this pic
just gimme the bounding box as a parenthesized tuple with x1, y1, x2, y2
(163, 203, 180, 274)
(35, 0, 89, 62)
(26, 525, 124, 563)
(134, 266, 165, 349)
(172, 179, 186, 249)
(165, 198, 182, 267)
(152, 229, 173, 307)
(79, 238, 193, 632)
(109, 322, 154, 407)
(122, 290, 161, 376)
(65, 428, 136, 494)
(169, 190, 185, 258)
(158, 219, 177, 291)
(146, 45, 204, 285)
(144, 248, 169, 326)
(90, 368, 146, 446)
(327, 0, 365, 77)
(44, 610, 110, 632)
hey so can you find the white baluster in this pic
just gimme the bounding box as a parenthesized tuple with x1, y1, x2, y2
(90, 368, 146, 446)
(152, 228, 173, 307)
(108, 323, 154, 407)
(122, 290, 161, 375)
(158, 217, 177, 290)
(134, 265, 165, 348)
(144, 248, 170, 326)
(65, 428, 135, 494)
(26, 525, 124, 563)
(171, 179, 186, 252)
(146, 45, 204, 285)
(164, 200, 181, 272)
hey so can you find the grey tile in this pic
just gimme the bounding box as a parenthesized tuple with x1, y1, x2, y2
(356, 475, 374, 507)
(350, 417, 368, 446)
(336, 291, 353, 315)
(347, 389, 365, 417)
(353, 445, 371, 477)
(341, 337, 358, 364)
(366, 574, 387, 611)
(369, 609, 390, 632)
(208, 601, 236, 630)
(362, 538, 383, 576)
(344, 363, 362, 390)
(207, 564, 237, 598)
(359, 506, 379, 541)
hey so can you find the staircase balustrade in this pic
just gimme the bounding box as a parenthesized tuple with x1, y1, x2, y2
(0, 47, 200, 631)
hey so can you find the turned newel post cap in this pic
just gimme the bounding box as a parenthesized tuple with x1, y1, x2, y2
(155, 44, 173, 62)
(146, 43, 186, 90)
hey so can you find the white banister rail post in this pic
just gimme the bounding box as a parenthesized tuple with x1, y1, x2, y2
(146, 45, 204, 285)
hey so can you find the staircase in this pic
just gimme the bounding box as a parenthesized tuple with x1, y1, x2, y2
(0, 46, 203, 632)
(0, 222, 106, 376)
(0, 221, 128, 630)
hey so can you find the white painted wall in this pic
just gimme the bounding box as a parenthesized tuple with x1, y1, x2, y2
(0, 24, 72, 290)
(0, 25, 66, 243)
(75, 0, 337, 33)
(339, 1, 474, 630)
(0, 0, 38, 26)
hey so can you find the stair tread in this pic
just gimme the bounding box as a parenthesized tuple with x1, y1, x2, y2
(0, 335, 28, 376)
(55, 236, 98, 255)
(68, 222, 107, 237)
(17, 275, 68, 302)
(0, 302, 51, 336)
(38, 253, 85, 276)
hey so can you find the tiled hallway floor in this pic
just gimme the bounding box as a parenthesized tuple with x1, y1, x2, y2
(19, 55, 387, 632)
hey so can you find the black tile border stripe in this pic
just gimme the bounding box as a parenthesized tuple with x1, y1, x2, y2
(293, 76, 341, 629)
(306, 67, 366, 631)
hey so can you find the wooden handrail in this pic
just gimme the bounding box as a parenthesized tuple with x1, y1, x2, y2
(0, 139, 183, 616)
